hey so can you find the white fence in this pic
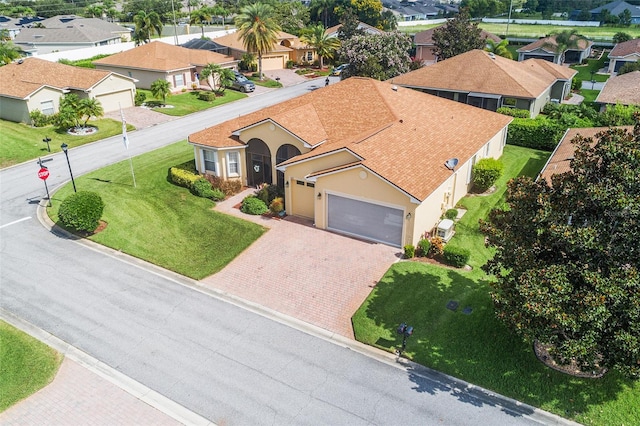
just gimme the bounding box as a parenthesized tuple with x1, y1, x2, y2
(36, 29, 236, 62)
(482, 18, 601, 27)
(397, 19, 448, 27)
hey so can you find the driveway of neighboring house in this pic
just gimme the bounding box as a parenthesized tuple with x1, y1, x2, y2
(200, 189, 401, 338)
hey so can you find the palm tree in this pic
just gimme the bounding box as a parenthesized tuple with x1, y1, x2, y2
(235, 2, 281, 81)
(151, 79, 171, 105)
(485, 38, 512, 60)
(0, 39, 22, 66)
(133, 11, 163, 45)
(310, 0, 335, 28)
(200, 63, 234, 93)
(544, 29, 585, 65)
(300, 23, 340, 69)
(78, 98, 104, 127)
(190, 7, 212, 37)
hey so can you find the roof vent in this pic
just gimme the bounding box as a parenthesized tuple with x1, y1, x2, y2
(392, 85, 398, 91)
(489, 52, 495, 59)
(17, 59, 24, 64)
(444, 158, 459, 171)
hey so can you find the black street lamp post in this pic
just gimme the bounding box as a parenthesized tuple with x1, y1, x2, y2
(60, 143, 77, 193)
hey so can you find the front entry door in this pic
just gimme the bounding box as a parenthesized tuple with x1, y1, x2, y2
(251, 158, 264, 186)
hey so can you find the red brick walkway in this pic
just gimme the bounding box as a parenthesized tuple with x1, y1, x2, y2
(202, 189, 401, 338)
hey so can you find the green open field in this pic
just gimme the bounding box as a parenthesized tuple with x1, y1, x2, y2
(400, 22, 640, 41)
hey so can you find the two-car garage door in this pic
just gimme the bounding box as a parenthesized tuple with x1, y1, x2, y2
(327, 194, 404, 247)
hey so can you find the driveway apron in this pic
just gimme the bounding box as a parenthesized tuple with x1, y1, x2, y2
(201, 189, 401, 338)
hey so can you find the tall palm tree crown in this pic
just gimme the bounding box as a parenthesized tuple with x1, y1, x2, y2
(544, 29, 586, 64)
(300, 23, 340, 69)
(235, 2, 281, 80)
(133, 11, 163, 45)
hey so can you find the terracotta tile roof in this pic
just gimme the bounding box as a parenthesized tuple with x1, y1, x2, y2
(189, 77, 511, 201)
(517, 34, 593, 54)
(609, 38, 640, 58)
(539, 126, 634, 183)
(413, 26, 501, 45)
(390, 49, 576, 99)
(595, 71, 640, 106)
(213, 31, 296, 53)
(93, 41, 236, 71)
(0, 57, 113, 99)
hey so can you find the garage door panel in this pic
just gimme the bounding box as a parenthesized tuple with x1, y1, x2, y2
(261, 56, 285, 70)
(327, 194, 403, 247)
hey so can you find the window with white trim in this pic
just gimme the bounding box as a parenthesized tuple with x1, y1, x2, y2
(174, 73, 184, 87)
(40, 100, 54, 115)
(306, 51, 313, 61)
(226, 151, 240, 176)
(484, 141, 491, 156)
(203, 149, 217, 173)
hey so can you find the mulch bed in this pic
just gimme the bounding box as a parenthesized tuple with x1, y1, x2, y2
(533, 340, 607, 378)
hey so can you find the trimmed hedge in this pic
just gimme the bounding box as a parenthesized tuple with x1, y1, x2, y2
(168, 167, 200, 190)
(58, 191, 105, 232)
(506, 117, 565, 151)
(472, 158, 503, 192)
(444, 209, 458, 220)
(198, 91, 216, 101)
(192, 178, 215, 199)
(241, 196, 268, 215)
(442, 245, 470, 268)
(496, 107, 530, 118)
(417, 239, 430, 257)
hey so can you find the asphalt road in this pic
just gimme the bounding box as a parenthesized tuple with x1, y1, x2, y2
(1, 81, 565, 425)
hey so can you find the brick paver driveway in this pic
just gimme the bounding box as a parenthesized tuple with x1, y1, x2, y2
(200, 190, 401, 338)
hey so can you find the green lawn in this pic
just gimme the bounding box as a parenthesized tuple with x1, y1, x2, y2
(47, 141, 266, 279)
(139, 89, 247, 116)
(580, 89, 601, 108)
(352, 145, 640, 425)
(0, 119, 134, 169)
(248, 76, 283, 88)
(0, 321, 62, 412)
(571, 55, 610, 83)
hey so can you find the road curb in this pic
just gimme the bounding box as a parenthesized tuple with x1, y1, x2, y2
(35, 198, 580, 426)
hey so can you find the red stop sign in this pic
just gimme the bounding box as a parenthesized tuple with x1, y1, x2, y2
(38, 167, 50, 180)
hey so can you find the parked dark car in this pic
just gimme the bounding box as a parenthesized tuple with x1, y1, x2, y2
(231, 71, 255, 93)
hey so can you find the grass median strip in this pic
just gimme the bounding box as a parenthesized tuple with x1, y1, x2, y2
(47, 141, 266, 280)
(138, 89, 247, 116)
(352, 145, 640, 425)
(0, 321, 62, 412)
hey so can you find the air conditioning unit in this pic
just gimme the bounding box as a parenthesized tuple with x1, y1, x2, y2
(436, 219, 455, 242)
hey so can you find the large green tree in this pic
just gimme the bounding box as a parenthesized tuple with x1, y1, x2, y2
(199, 63, 234, 93)
(300, 23, 340, 68)
(461, 0, 507, 17)
(190, 7, 212, 37)
(481, 122, 640, 379)
(272, 1, 310, 36)
(613, 32, 632, 44)
(0, 39, 23, 66)
(235, 2, 281, 80)
(432, 8, 485, 61)
(338, 31, 412, 80)
(309, 0, 338, 28)
(485, 38, 512, 59)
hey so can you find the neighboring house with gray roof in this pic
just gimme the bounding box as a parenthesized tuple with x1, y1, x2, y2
(608, 38, 640, 73)
(0, 15, 45, 39)
(0, 57, 136, 124)
(517, 34, 593, 64)
(13, 16, 130, 55)
(594, 71, 640, 111)
(590, 1, 640, 24)
(181, 38, 228, 54)
(391, 49, 576, 117)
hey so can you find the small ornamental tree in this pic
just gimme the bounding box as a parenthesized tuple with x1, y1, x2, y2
(58, 191, 105, 233)
(480, 120, 640, 378)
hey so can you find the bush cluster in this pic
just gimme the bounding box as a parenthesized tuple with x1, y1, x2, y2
(134, 91, 146, 106)
(444, 209, 458, 220)
(198, 91, 216, 102)
(416, 238, 430, 257)
(192, 178, 215, 199)
(428, 236, 444, 258)
(29, 110, 52, 127)
(168, 167, 200, 190)
(496, 107, 530, 119)
(58, 191, 105, 232)
(204, 175, 242, 197)
(403, 244, 415, 259)
(442, 245, 470, 268)
(269, 197, 284, 214)
(255, 184, 283, 206)
(241, 196, 268, 215)
(472, 158, 503, 192)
